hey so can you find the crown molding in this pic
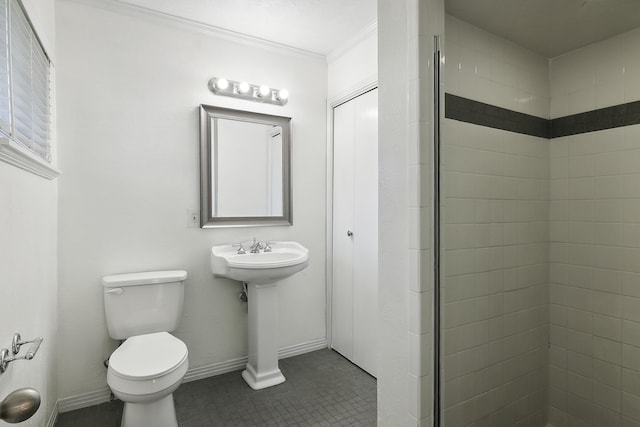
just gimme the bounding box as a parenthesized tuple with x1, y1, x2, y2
(61, 0, 327, 63)
(326, 20, 377, 64)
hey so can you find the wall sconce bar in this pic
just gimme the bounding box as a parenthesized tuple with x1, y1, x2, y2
(208, 77, 289, 106)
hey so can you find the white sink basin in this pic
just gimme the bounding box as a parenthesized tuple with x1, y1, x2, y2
(211, 241, 309, 284)
(210, 241, 309, 389)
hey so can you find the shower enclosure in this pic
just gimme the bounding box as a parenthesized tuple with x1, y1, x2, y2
(439, 3, 640, 425)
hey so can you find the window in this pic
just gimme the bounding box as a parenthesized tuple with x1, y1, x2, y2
(0, 0, 58, 179)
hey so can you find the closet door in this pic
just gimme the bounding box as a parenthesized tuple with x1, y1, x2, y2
(352, 89, 377, 376)
(331, 88, 378, 376)
(331, 98, 356, 362)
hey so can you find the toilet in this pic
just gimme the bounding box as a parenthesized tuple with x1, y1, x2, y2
(102, 270, 189, 427)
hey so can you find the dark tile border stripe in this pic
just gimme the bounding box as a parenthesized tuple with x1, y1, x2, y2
(445, 93, 550, 138)
(445, 93, 640, 139)
(551, 100, 640, 138)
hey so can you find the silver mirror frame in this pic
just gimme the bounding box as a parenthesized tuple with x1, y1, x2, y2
(199, 104, 292, 228)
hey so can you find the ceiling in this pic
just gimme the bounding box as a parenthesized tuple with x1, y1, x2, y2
(446, 0, 640, 58)
(115, 0, 640, 59)
(116, 0, 377, 56)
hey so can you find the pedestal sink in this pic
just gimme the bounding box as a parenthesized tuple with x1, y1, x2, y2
(210, 241, 309, 390)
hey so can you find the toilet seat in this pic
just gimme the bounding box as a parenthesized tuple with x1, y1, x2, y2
(109, 332, 188, 380)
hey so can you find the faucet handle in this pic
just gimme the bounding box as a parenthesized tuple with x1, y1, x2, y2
(232, 243, 246, 254)
(263, 242, 273, 252)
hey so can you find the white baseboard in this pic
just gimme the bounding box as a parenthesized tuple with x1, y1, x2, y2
(278, 338, 327, 359)
(46, 400, 59, 427)
(183, 355, 247, 383)
(57, 338, 328, 413)
(184, 337, 327, 383)
(58, 388, 112, 413)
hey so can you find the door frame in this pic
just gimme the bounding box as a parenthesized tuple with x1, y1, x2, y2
(326, 77, 378, 349)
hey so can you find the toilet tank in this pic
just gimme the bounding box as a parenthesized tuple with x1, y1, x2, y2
(102, 270, 187, 340)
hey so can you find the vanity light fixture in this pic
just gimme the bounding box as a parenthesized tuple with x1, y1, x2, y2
(277, 89, 289, 101)
(208, 77, 289, 106)
(258, 85, 271, 97)
(215, 78, 229, 91)
(238, 81, 251, 94)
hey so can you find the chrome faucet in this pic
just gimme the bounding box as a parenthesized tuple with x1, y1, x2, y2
(249, 238, 264, 253)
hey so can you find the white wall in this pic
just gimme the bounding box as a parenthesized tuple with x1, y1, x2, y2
(327, 27, 377, 100)
(548, 27, 640, 427)
(378, 0, 443, 425)
(0, 1, 58, 425)
(0, 170, 58, 427)
(22, 0, 55, 61)
(378, 1, 411, 421)
(55, 1, 327, 402)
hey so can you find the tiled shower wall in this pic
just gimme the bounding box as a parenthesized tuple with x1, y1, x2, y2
(548, 28, 640, 427)
(442, 16, 550, 426)
(443, 14, 640, 427)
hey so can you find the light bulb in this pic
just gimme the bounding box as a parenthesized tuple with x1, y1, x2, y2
(215, 78, 229, 90)
(278, 89, 289, 100)
(259, 85, 271, 97)
(238, 82, 250, 94)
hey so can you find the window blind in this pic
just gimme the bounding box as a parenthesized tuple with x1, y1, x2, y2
(1, 0, 50, 162)
(0, 0, 10, 132)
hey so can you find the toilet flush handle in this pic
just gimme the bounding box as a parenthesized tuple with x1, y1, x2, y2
(106, 288, 124, 295)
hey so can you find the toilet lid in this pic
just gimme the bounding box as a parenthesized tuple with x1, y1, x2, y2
(109, 332, 188, 380)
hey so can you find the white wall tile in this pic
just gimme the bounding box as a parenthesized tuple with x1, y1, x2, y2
(623, 392, 640, 422)
(594, 359, 622, 389)
(443, 15, 550, 426)
(622, 345, 640, 372)
(446, 12, 640, 427)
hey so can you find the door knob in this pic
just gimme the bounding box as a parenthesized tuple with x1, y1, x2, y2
(347, 230, 353, 237)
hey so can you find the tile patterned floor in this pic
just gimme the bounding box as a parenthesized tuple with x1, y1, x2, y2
(55, 349, 377, 427)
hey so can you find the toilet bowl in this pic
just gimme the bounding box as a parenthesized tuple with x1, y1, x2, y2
(107, 332, 188, 427)
(102, 270, 189, 427)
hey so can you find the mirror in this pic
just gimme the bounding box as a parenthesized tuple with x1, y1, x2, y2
(199, 105, 292, 228)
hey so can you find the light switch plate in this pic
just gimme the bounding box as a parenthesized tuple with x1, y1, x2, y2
(187, 209, 200, 228)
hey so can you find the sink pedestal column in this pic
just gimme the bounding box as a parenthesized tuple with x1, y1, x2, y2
(242, 282, 286, 390)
